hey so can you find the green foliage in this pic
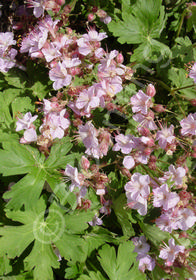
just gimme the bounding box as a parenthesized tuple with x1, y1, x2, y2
(0, 138, 74, 210)
(112, 194, 135, 238)
(108, 0, 166, 44)
(96, 242, 146, 280)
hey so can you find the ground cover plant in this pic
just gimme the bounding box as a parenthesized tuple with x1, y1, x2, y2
(0, 0, 196, 279)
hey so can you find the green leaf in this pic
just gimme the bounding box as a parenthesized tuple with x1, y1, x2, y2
(11, 97, 35, 117)
(3, 69, 26, 89)
(0, 143, 45, 176)
(168, 68, 196, 99)
(115, 84, 137, 105)
(139, 222, 170, 247)
(44, 137, 73, 169)
(24, 241, 59, 280)
(131, 39, 171, 64)
(26, 61, 52, 99)
(108, 0, 166, 44)
(3, 169, 46, 210)
(112, 194, 135, 238)
(97, 242, 146, 280)
(0, 255, 12, 276)
(78, 271, 107, 280)
(84, 227, 117, 256)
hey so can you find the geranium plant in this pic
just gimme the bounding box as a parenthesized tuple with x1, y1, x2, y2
(0, 0, 196, 279)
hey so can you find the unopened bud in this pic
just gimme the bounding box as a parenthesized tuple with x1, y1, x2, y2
(81, 156, 90, 170)
(138, 127, 151, 136)
(88, 13, 95, 22)
(116, 53, 124, 64)
(147, 138, 155, 147)
(69, 67, 81, 76)
(96, 9, 107, 18)
(50, 60, 58, 68)
(153, 104, 165, 113)
(149, 155, 157, 162)
(144, 147, 152, 156)
(56, 0, 65, 5)
(191, 99, 196, 106)
(146, 84, 156, 97)
(120, 167, 132, 179)
(66, 27, 72, 35)
(92, 6, 98, 13)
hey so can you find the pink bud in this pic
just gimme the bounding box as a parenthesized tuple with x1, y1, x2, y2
(146, 84, 156, 97)
(116, 53, 124, 64)
(81, 156, 90, 170)
(50, 60, 58, 68)
(153, 104, 165, 113)
(66, 27, 72, 35)
(92, 6, 98, 13)
(88, 13, 95, 22)
(13, 22, 24, 30)
(96, 9, 107, 18)
(144, 147, 152, 156)
(147, 138, 155, 147)
(191, 99, 196, 106)
(56, 0, 65, 5)
(138, 127, 151, 136)
(69, 67, 81, 76)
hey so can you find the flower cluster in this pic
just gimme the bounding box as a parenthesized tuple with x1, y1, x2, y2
(132, 236, 155, 272)
(2, 2, 196, 279)
(0, 32, 18, 72)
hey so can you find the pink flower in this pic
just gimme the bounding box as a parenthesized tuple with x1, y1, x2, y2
(78, 122, 100, 158)
(130, 90, 151, 115)
(20, 128, 37, 143)
(138, 255, 155, 272)
(64, 164, 81, 191)
(75, 87, 101, 117)
(156, 125, 175, 149)
(49, 61, 72, 90)
(176, 208, 196, 230)
(88, 214, 103, 226)
(83, 30, 107, 42)
(27, 0, 45, 18)
(42, 42, 61, 62)
(180, 113, 196, 136)
(127, 196, 148, 216)
(125, 173, 150, 203)
(0, 32, 16, 51)
(132, 236, 150, 255)
(113, 134, 133, 154)
(159, 238, 185, 266)
(40, 109, 70, 140)
(100, 76, 123, 97)
(153, 184, 180, 211)
(77, 30, 107, 56)
(20, 28, 48, 56)
(123, 155, 135, 169)
(16, 112, 38, 131)
(133, 112, 157, 130)
(155, 210, 179, 233)
(189, 62, 196, 83)
(0, 48, 18, 72)
(159, 165, 186, 186)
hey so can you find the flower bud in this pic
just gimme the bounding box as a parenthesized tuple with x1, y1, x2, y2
(81, 156, 90, 170)
(153, 104, 165, 113)
(191, 99, 196, 106)
(56, 0, 65, 5)
(116, 53, 124, 64)
(96, 9, 107, 18)
(146, 84, 156, 97)
(138, 127, 151, 136)
(88, 13, 95, 22)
